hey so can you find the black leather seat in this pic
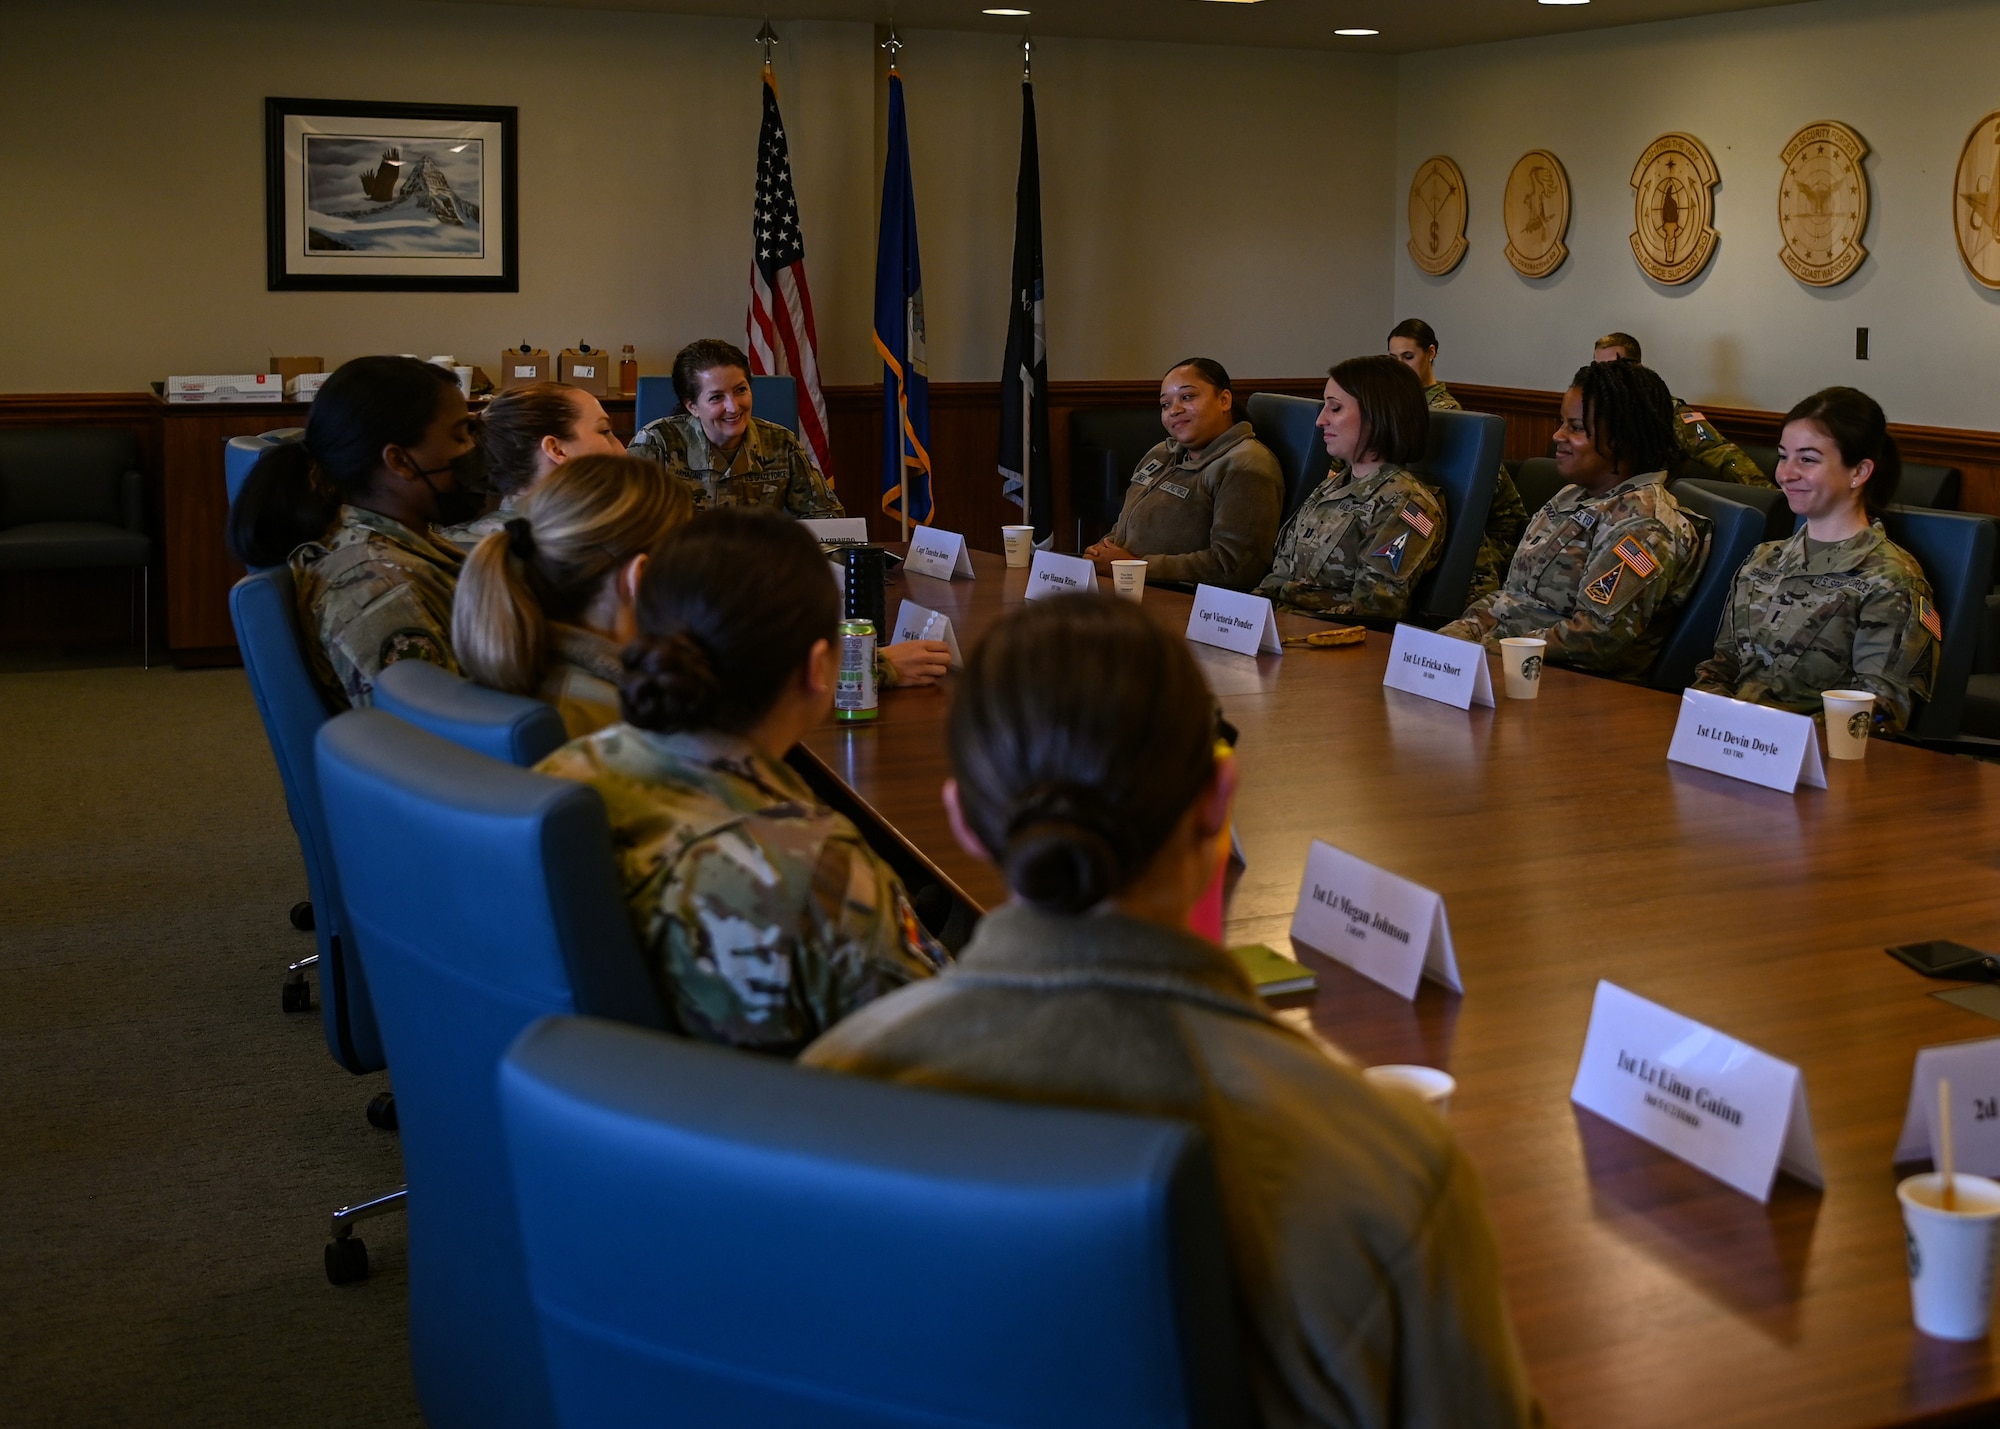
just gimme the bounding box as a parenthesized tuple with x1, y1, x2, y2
(0, 428, 152, 663)
(1067, 407, 1166, 549)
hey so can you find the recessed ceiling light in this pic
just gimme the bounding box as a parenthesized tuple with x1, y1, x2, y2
(1334, 27, 1380, 36)
(982, 7, 1030, 13)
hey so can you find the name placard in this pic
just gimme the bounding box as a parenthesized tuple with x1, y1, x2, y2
(1287, 839, 1462, 1000)
(1894, 1037, 2000, 1174)
(801, 517, 870, 548)
(891, 600, 965, 669)
(1185, 584, 1283, 657)
(1382, 624, 1494, 710)
(1667, 689, 1826, 794)
(1570, 980, 1824, 1202)
(904, 527, 975, 581)
(1025, 550, 1100, 600)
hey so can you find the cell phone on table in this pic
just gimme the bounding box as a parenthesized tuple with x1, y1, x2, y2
(1886, 940, 2000, 982)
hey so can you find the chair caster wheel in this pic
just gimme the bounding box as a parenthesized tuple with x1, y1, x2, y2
(281, 977, 314, 1014)
(325, 1236, 369, 1284)
(289, 900, 315, 932)
(366, 1092, 398, 1131)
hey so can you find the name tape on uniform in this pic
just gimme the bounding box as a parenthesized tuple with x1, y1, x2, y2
(801, 517, 870, 548)
(891, 600, 965, 669)
(904, 527, 976, 581)
(1287, 839, 1462, 1000)
(1667, 689, 1826, 794)
(1186, 584, 1283, 657)
(1025, 550, 1099, 600)
(1570, 980, 1823, 1202)
(1894, 1037, 2000, 1174)
(1382, 624, 1494, 710)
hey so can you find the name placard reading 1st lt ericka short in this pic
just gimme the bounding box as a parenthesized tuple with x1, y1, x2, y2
(1025, 550, 1099, 600)
(891, 600, 965, 669)
(1287, 839, 1462, 1000)
(1185, 584, 1283, 657)
(1667, 688, 1827, 794)
(1383, 624, 1494, 710)
(904, 527, 976, 581)
(1570, 980, 1824, 1202)
(1894, 1036, 2000, 1176)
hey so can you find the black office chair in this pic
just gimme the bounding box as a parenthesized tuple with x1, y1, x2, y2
(1647, 485, 1765, 693)
(1744, 442, 1961, 511)
(1512, 456, 1566, 524)
(0, 428, 152, 666)
(1673, 475, 1794, 545)
(1246, 392, 1331, 523)
(1879, 507, 1995, 741)
(1409, 410, 1504, 627)
(1067, 408, 1166, 551)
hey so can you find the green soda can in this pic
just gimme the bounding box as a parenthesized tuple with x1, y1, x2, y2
(835, 618, 878, 722)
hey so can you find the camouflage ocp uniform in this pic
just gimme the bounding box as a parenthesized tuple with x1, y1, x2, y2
(536, 725, 945, 1053)
(290, 505, 462, 708)
(1691, 522, 1938, 733)
(435, 494, 520, 553)
(1255, 462, 1445, 622)
(1438, 469, 1708, 681)
(628, 411, 844, 519)
(1673, 399, 1773, 487)
(1428, 381, 1528, 603)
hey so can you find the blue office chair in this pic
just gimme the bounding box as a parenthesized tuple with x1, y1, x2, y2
(224, 428, 306, 512)
(1674, 475, 1793, 544)
(316, 711, 663, 1429)
(1410, 409, 1505, 627)
(633, 375, 799, 437)
(374, 659, 567, 766)
(1647, 484, 1764, 693)
(632, 376, 674, 433)
(1247, 392, 1331, 523)
(1879, 507, 1996, 741)
(500, 1015, 1254, 1429)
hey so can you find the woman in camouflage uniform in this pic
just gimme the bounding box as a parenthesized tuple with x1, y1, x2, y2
(1692, 387, 1937, 732)
(436, 381, 627, 551)
(538, 507, 945, 1054)
(1255, 354, 1445, 623)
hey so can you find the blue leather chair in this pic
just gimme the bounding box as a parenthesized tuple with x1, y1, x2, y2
(224, 428, 306, 511)
(316, 711, 663, 1429)
(374, 659, 568, 766)
(1410, 409, 1505, 627)
(633, 375, 798, 437)
(1648, 484, 1766, 693)
(1247, 392, 1331, 523)
(1880, 507, 1996, 740)
(499, 1015, 1254, 1429)
(1673, 475, 1793, 544)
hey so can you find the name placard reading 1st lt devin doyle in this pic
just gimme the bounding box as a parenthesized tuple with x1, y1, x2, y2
(904, 527, 975, 581)
(1570, 980, 1823, 1202)
(1894, 1036, 2000, 1176)
(1025, 550, 1098, 601)
(1383, 624, 1494, 710)
(1287, 839, 1462, 1000)
(1667, 689, 1827, 794)
(1185, 585, 1283, 657)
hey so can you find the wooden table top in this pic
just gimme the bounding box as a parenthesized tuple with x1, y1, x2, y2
(796, 547, 2000, 1429)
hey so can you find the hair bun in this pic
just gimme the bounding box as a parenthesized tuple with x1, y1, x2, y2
(1002, 784, 1123, 915)
(619, 628, 722, 732)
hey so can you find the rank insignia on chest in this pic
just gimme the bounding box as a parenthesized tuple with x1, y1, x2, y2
(1572, 509, 1599, 530)
(1613, 535, 1659, 578)
(1133, 459, 1164, 484)
(1399, 503, 1435, 539)
(1919, 595, 1943, 642)
(1373, 530, 1410, 573)
(1584, 566, 1622, 605)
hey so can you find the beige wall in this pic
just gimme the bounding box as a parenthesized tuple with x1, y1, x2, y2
(1393, 0, 2000, 431)
(0, 1, 1395, 393)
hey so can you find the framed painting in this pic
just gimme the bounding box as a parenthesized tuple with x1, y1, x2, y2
(264, 97, 518, 292)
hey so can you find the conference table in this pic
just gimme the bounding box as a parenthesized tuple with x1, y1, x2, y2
(795, 546, 2000, 1428)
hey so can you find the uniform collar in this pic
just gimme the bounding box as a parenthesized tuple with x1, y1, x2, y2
(672, 412, 774, 475)
(1166, 420, 1255, 472)
(1784, 519, 1886, 574)
(1325, 460, 1412, 503)
(618, 726, 816, 807)
(957, 901, 1267, 1014)
(548, 622, 624, 683)
(1551, 468, 1667, 511)
(334, 504, 464, 567)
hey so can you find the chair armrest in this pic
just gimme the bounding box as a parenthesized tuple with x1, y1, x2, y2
(121, 469, 145, 534)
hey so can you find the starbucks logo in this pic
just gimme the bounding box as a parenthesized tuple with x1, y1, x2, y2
(1522, 655, 1543, 680)
(1848, 711, 1871, 741)
(1908, 1226, 1923, 1280)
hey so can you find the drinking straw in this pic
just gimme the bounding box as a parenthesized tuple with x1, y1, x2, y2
(1940, 1077, 1957, 1212)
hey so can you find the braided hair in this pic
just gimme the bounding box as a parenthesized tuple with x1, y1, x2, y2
(1570, 361, 1676, 479)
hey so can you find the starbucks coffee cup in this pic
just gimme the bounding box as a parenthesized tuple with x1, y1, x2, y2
(1364, 1063, 1456, 1116)
(1111, 559, 1147, 603)
(1002, 525, 1035, 569)
(1899, 1172, 2000, 1340)
(1822, 690, 1876, 760)
(1499, 637, 1547, 700)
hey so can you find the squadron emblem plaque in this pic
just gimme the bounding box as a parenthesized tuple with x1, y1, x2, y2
(1407, 155, 1468, 276)
(1629, 132, 1720, 285)
(1777, 120, 1869, 287)
(1502, 149, 1571, 278)
(1954, 111, 2000, 290)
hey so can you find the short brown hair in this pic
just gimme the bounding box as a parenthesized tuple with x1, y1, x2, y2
(1328, 354, 1429, 467)
(672, 339, 752, 408)
(1594, 331, 1642, 363)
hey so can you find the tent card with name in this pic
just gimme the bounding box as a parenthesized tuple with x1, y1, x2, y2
(1186, 585, 1283, 657)
(891, 600, 965, 669)
(1287, 839, 1462, 1000)
(1894, 1036, 2000, 1174)
(801, 517, 870, 548)
(1667, 689, 1826, 794)
(1382, 624, 1493, 710)
(1025, 550, 1099, 600)
(904, 527, 975, 580)
(1570, 980, 1824, 1202)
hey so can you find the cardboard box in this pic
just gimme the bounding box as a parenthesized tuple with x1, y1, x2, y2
(269, 355, 323, 384)
(559, 346, 609, 397)
(291, 372, 331, 401)
(166, 374, 285, 404)
(500, 346, 550, 390)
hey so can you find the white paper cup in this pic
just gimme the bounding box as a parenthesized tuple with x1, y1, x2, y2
(1899, 1172, 2000, 1340)
(1364, 1064, 1456, 1116)
(1499, 637, 1547, 701)
(451, 365, 474, 399)
(1002, 525, 1035, 568)
(1823, 690, 1876, 761)
(1111, 559, 1147, 603)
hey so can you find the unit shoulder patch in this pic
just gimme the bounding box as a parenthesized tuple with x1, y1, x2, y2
(1584, 566, 1622, 606)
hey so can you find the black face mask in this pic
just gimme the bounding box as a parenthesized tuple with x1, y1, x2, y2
(413, 448, 489, 528)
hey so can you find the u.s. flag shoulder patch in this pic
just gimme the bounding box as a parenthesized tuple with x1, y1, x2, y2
(1681, 410, 1708, 424)
(1584, 566, 1622, 605)
(1613, 535, 1659, 578)
(1919, 594, 1942, 642)
(1399, 503, 1435, 539)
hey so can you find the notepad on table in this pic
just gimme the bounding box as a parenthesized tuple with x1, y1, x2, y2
(1229, 943, 1317, 997)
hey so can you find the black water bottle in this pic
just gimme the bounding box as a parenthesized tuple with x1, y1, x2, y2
(839, 545, 888, 642)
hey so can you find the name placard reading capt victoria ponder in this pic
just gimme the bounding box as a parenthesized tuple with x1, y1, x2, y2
(1383, 624, 1494, 710)
(1185, 584, 1283, 657)
(1667, 688, 1826, 794)
(1025, 550, 1099, 600)
(1570, 981, 1824, 1202)
(903, 526, 976, 581)
(1287, 839, 1463, 1000)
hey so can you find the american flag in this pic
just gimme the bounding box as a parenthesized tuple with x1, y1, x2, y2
(1399, 503, 1435, 539)
(1614, 535, 1659, 578)
(747, 69, 833, 479)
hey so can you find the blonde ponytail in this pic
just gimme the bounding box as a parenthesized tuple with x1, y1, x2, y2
(453, 521, 549, 695)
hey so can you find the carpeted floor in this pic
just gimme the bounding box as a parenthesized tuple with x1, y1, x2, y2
(0, 663, 422, 1426)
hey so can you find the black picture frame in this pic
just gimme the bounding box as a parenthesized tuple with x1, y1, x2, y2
(264, 96, 518, 292)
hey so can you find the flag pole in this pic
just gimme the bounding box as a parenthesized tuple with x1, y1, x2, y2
(1021, 28, 1033, 534)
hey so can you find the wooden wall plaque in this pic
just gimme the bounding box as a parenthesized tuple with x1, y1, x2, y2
(1778, 120, 1869, 287)
(1629, 132, 1720, 285)
(1407, 155, 1468, 276)
(1955, 110, 2000, 290)
(1502, 150, 1570, 278)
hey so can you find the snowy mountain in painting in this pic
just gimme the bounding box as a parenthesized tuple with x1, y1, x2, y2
(305, 139, 484, 256)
